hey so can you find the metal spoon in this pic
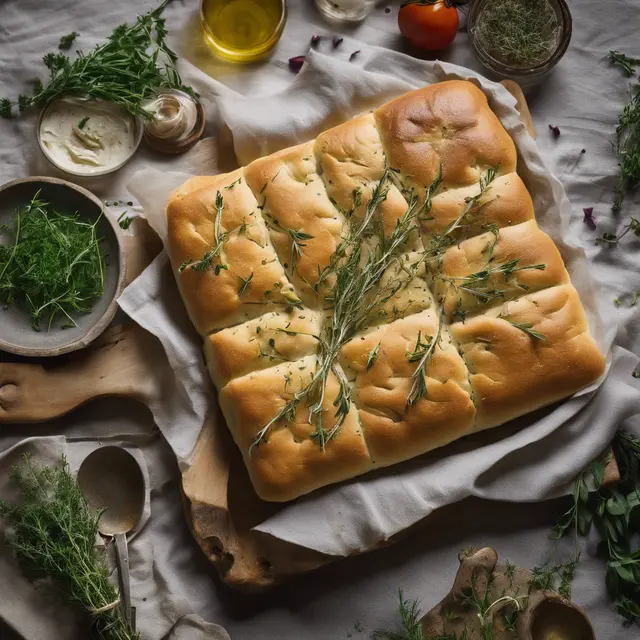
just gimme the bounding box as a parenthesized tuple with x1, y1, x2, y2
(78, 446, 145, 628)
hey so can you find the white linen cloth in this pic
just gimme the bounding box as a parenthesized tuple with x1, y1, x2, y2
(1, 1, 640, 639)
(123, 47, 640, 556)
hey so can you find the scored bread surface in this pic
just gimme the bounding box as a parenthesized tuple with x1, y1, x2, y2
(168, 81, 605, 502)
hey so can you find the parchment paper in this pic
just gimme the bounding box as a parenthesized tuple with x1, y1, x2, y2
(122, 47, 640, 557)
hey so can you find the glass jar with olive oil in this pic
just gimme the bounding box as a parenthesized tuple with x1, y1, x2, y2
(201, 0, 287, 63)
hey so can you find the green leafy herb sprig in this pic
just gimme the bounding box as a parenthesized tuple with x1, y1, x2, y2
(604, 50, 640, 216)
(0, 456, 139, 640)
(0, 1, 194, 120)
(542, 429, 640, 622)
(250, 168, 445, 452)
(0, 192, 107, 331)
(250, 164, 505, 452)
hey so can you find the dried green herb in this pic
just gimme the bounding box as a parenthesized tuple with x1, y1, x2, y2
(503, 318, 547, 341)
(474, 0, 559, 68)
(0, 192, 106, 331)
(0, 455, 138, 640)
(367, 342, 381, 371)
(1, 1, 194, 119)
(58, 31, 79, 51)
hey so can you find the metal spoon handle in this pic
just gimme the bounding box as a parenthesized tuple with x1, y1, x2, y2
(114, 532, 132, 626)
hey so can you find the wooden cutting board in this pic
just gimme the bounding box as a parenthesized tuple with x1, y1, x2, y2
(0, 82, 614, 589)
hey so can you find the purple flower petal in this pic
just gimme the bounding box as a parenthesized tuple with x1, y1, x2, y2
(333, 36, 344, 49)
(288, 56, 306, 74)
(583, 207, 596, 230)
(549, 124, 561, 138)
(311, 35, 321, 48)
(349, 50, 361, 62)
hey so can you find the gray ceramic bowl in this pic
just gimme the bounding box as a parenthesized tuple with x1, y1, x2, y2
(0, 176, 125, 357)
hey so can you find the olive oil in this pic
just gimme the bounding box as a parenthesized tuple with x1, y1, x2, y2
(201, 0, 286, 62)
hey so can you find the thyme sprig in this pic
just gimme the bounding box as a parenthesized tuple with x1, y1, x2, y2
(607, 52, 640, 213)
(609, 50, 640, 77)
(0, 1, 194, 120)
(0, 455, 139, 640)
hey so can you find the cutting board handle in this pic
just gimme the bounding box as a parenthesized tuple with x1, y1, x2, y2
(0, 324, 160, 424)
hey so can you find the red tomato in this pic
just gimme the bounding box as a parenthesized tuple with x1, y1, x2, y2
(398, 1, 459, 51)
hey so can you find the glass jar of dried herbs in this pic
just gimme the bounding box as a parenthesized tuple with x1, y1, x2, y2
(468, 0, 572, 82)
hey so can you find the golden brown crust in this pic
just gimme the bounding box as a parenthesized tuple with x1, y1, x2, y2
(219, 357, 373, 502)
(167, 171, 301, 335)
(374, 81, 517, 193)
(339, 311, 476, 467)
(204, 309, 324, 388)
(167, 80, 606, 502)
(243, 142, 345, 306)
(423, 172, 534, 240)
(450, 285, 606, 430)
(432, 220, 570, 318)
(315, 113, 417, 241)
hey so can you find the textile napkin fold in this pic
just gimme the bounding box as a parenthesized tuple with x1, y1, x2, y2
(122, 46, 640, 556)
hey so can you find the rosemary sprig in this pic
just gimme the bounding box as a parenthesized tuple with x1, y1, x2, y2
(179, 191, 230, 274)
(251, 169, 442, 452)
(372, 590, 426, 640)
(438, 260, 546, 306)
(406, 312, 443, 409)
(0, 192, 106, 331)
(0, 456, 139, 640)
(367, 342, 381, 371)
(425, 167, 497, 259)
(238, 272, 253, 296)
(1, 1, 194, 119)
(503, 318, 547, 341)
(287, 228, 314, 275)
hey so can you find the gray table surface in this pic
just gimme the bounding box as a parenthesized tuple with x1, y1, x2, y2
(1, 0, 640, 638)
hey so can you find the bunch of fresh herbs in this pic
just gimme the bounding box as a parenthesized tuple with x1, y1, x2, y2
(0, 192, 107, 331)
(0, 455, 138, 640)
(540, 429, 640, 622)
(0, 0, 194, 120)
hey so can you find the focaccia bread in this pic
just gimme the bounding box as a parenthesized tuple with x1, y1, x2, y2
(167, 80, 606, 502)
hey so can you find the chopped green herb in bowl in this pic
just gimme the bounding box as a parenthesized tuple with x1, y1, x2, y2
(0, 176, 124, 356)
(0, 193, 107, 331)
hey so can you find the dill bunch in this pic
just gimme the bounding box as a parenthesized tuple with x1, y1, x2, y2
(0, 192, 107, 331)
(0, 0, 194, 120)
(0, 455, 139, 640)
(474, 0, 559, 68)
